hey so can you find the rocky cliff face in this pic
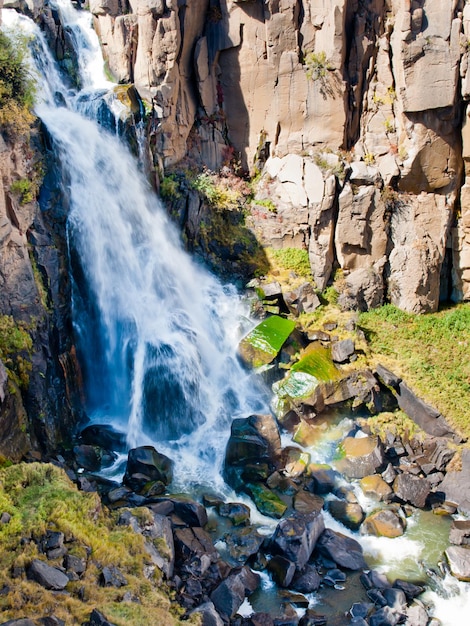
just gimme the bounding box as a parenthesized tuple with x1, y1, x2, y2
(90, 0, 470, 313)
(0, 129, 82, 459)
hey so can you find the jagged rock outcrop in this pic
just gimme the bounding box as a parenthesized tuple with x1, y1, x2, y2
(86, 0, 470, 313)
(0, 130, 81, 457)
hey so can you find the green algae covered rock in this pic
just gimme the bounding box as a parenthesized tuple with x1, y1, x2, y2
(239, 315, 296, 368)
(291, 343, 339, 381)
(247, 482, 288, 518)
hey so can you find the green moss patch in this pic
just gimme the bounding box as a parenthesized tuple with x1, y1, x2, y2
(239, 315, 296, 368)
(291, 343, 339, 381)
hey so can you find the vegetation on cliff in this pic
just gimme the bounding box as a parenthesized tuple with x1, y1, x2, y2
(0, 29, 35, 138)
(0, 462, 190, 625)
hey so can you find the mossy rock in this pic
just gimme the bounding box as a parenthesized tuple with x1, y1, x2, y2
(239, 315, 296, 368)
(246, 482, 287, 519)
(291, 343, 339, 381)
(272, 371, 320, 417)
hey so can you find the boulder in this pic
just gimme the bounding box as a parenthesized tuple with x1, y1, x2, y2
(27, 559, 69, 590)
(218, 502, 251, 526)
(439, 449, 470, 515)
(395, 383, 454, 437)
(338, 266, 384, 312)
(79, 424, 127, 452)
(210, 566, 259, 620)
(238, 316, 296, 368)
(73, 444, 117, 472)
(331, 339, 355, 364)
(87, 610, 118, 626)
(335, 435, 386, 479)
(360, 475, 393, 501)
(271, 512, 325, 571)
(307, 464, 338, 494)
(223, 414, 282, 491)
(362, 509, 406, 538)
(449, 520, 470, 546)
(189, 601, 224, 626)
(327, 499, 365, 531)
(445, 545, 470, 581)
(293, 490, 324, 516)
(158, 495, 208, 527)
(318, 370, 380, 410)
(224, 526, 265, 566)
(316, 529, 367, 570)
(123, 446, 173, 491)
(392, 579, 424, 600)
(392, 474, 431, 509)
(404, 604, 430, 626)
(246, 483, 287, 519)
(383, 588, 406, 611)
(118, 509, 175, 578)
(267, 555, 296, 588)
(100, 565, 127, 588)
(291, 564, 321, 594)
(368, 605, 405, 626)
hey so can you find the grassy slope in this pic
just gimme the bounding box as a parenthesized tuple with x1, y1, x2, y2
(262, 251, 470, 439)
(0, 462, 193, 625)
(358, 303, 470, 437)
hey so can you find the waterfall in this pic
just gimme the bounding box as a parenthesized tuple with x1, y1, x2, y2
(3, 5, 470, 624)
(2, 3, 267, 491)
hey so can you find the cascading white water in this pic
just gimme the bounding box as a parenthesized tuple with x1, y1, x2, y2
(2, 3, 267, 492)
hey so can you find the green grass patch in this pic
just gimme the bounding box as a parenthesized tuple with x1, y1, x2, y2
(0, 462, 189, 625)
(266, 247, 312, 279)
(359, 303, 470, 436)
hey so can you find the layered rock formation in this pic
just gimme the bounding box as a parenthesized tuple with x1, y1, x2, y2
(88, 0, 470, 312)
(0, 131, 81, 457)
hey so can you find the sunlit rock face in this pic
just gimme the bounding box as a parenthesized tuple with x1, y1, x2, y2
(80, 1, 470, 308)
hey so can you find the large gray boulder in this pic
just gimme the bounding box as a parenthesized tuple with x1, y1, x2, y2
(445, 545, 470, 582)
(439, 449, 470, 515)
(335, 435, 385, 479)
(223, 414, 282, 491)
(395, 383, 455, 437)
(316, 529, 367, 570)
(271, 511, 325, 571)
(123, 446, 173, 491)
(27, 559, 69, 590)
(392, 473, 431, 509)
(210, 566, 259, 620)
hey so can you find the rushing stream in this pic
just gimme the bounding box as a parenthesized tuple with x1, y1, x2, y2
(2, 3, 469, 624)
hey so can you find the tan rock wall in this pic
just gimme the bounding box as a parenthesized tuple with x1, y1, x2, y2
(88, 0, 470, 310)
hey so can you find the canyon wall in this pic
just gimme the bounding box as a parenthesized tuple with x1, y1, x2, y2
(89, 0, 470, 312)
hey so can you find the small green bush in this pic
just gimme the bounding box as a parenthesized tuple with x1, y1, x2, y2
(0, 30, 35, 138)
(10, 178, 34, 205)
(160, 174, 181, 201)
(0, 315, 33, 389)
(304, 51, 333, 81)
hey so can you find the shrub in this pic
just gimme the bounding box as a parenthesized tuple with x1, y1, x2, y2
(0, 315, 33, 389)
(304, 51, 333, 81)
(160, 174, 181, 201)
(10, 178, 34, 205)
(0, 30, 35, 138)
